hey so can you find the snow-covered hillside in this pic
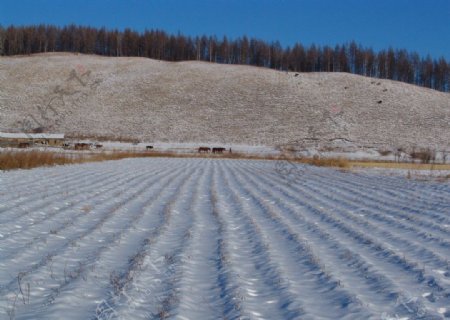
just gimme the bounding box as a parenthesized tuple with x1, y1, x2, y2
(0, 53, 449, 151)
(0, 158, 449, 319)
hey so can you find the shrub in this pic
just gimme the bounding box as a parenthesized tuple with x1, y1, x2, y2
(410, 149, 436, 164)
(378, 149, 392, 156)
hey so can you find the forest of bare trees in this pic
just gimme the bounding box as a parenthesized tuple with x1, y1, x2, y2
(0, 24, 448, 92)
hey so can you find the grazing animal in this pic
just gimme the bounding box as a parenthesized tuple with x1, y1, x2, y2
(74, 143, 91, 150)
(95, 144, 103, 149)
(198, 147, 211, 153)
(18, 142, 30, 148)
(146, 146, 153, 150)
(212, 147, 226, 154)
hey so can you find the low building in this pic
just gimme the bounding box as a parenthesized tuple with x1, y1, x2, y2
(0, 132, 65, 148)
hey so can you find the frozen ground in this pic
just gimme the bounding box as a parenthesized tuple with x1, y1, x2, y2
(0, 158, 450, 319)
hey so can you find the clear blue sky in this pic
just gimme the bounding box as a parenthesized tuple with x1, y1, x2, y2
(1, 0, 449, 59)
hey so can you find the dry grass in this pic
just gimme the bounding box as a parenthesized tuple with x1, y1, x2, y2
(0, 150, 168, 170)
(0, 149, 353, 171)
(304, 157, 350, 168)
(272, 153, 350, 168)
(0, 149, 249, 170)
(0, 150, 76, 170)
(3, 149, 446, 172)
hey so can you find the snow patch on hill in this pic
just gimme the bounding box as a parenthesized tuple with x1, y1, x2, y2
(0, 53, 449, 151)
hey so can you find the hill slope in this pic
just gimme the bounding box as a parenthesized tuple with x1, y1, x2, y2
(0, 53, 449, 150)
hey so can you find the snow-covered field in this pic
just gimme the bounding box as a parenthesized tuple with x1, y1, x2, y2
(1, 53, 450, 150)
(0, 158, 449, 319)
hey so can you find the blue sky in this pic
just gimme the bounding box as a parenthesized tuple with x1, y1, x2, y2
(1, 0, 449, 59)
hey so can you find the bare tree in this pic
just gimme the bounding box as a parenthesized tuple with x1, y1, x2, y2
(0, 24, 448, 92)
(442, 149, 449, 164)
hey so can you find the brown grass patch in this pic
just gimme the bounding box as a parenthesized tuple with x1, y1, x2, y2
(0, 150, 168, 170)
(0, 150, 76, 170)
(303, 157, 350, 168)
(0, 149, 353, 171)
(0, 149, 257, 170)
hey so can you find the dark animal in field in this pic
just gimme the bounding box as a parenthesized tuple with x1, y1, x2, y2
(212, 147, 226, 154)
(146, 146, 153, 150)
(377, 100, 382, 104)
(74, 143, 91, 150)
(198, 147, 211, 153)
(18, 142, 30, 148)
(95, 144, 103, 149)
(31, 127, 45, 133)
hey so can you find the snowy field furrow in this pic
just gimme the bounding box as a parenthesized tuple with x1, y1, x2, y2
(312, 169, 450, 223)
(0, 168, 143, 240)
(234, 164, 447, 313)
(0, 158, 449, 319)
(222, 164, 371, 319)
(238, 162, 450, 318)
(265, 168, 450, 267)
(306, 172, 450, 239)
(107, 167, 201, 319)
(230, 164, 401, 311)
(39, 164, 196, 319)
(235, 166, 405, 316)
(0, 169, 113, 225)
(0, 163, 185, 296)
(215, 164, 306, 320)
